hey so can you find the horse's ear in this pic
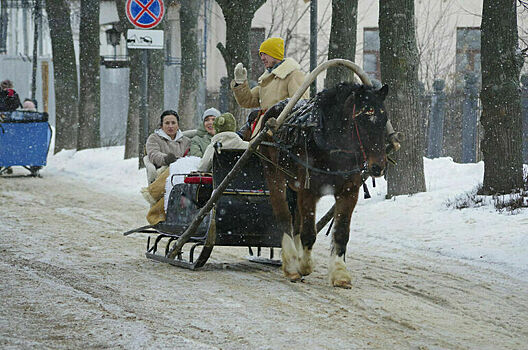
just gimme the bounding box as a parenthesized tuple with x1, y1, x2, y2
(376, 84, 389, 101)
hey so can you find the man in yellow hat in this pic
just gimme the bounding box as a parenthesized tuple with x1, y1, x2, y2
(231, 37, 309, 140)
(231, 37, 401, 151)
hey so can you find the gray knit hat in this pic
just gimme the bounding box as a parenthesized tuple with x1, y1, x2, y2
(201, 107, 221, 122)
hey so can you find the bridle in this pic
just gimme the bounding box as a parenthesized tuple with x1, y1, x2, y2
(351, 103, 368, 169)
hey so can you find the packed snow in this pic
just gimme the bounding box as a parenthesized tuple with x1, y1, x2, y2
(41, 145, 528, 281)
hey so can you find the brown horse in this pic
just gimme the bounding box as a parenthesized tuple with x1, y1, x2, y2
(259, 82, 389, 288)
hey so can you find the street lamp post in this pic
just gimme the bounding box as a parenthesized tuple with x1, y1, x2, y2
(105, 24, 121, 60)
(310, 0, 317, 97)
(31, 0, 41, 99)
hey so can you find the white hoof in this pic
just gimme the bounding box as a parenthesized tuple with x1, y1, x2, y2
(299, 247, 314, 276)
(328, 255, 352, 289)
(281, 234, 301, 280)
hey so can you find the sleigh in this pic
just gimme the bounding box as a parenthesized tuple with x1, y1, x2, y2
(0, 110, 52, 177)
(124, 149, 290, 268)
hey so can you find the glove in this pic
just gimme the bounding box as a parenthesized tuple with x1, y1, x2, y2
(234, 63, 247, 84)
(164, 153, 177, 165)
(386, 132, 403, 153)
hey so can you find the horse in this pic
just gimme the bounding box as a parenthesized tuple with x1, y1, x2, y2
(258, 81, 389, 288)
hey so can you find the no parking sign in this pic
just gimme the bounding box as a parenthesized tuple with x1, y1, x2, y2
(125, 0, 164, 29)
(124, 0, 165, 161)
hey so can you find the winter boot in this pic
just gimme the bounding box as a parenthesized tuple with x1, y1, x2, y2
(140, 187, 157, 206)
(146, 198, 166, 225)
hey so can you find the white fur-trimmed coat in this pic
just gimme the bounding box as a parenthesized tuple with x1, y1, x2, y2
(197, 132, 249, 172)
(230, 57, 309, 110)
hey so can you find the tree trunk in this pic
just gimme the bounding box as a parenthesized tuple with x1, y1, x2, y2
(325, 0, 358, 89)
(379, 0, 426, 197)
(77, 0, 100, 150)
(46, 0, 79, 153)
(178, 0, 201, 130)
(479, 0, 524, 194)
(116, 0, 141, 160)
(216, 0, 266, 127)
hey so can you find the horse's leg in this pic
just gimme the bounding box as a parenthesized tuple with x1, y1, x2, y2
(297, 189, 317, 276)
(292, 196, 303, 262)
(287, 186, 303, 254)
(262, 156, 301, 281)
(277, 191, 302, 281)
(328, 185, 359, 289)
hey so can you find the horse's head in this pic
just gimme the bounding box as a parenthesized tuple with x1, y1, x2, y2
(318, 82, 389, 177)
(347, 84, 389, 177)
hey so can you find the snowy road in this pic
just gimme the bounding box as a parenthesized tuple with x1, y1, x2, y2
(1, 172, 527, 349)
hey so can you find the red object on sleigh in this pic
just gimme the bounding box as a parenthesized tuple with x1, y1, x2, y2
(184, 174, 213, 185)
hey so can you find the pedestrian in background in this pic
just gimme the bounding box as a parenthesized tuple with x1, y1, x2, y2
(0, 79, 22, 112)
(22, 98, 37, 111)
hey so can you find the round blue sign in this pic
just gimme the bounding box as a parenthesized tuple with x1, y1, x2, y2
(126, 0, 165, 29)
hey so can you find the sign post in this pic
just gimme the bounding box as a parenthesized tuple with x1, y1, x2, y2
(125, 0, 164, 167)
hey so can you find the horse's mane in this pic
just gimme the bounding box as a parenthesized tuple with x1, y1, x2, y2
(315, 82, 363, 119)
(273, 82, 363, 148)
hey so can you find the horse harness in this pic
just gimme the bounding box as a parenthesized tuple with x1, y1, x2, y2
(255, 101, 370, 173)
(254, 101, 375, 194)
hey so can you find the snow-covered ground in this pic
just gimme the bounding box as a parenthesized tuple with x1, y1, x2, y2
(43, 146, 528, 281)
(3, 145, 528, 349)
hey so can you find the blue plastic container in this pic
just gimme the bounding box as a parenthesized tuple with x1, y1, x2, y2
(0, 111, 52, 172)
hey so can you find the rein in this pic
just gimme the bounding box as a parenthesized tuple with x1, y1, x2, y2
(261, 138, 365, 178)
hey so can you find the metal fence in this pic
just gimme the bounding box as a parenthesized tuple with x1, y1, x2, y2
(426, 79, 446, 159)
(426, 73, 528, 164)
(425, 73, 528, 164)
(426, 74, 483, 163)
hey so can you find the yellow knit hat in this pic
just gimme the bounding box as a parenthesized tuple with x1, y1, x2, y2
(259, 37, 284, 61)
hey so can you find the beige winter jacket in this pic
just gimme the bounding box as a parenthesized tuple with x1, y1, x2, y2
(197, 132, 249, 172)
(230, 57, 309, 110)
(146, 129, 191, 168)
